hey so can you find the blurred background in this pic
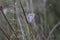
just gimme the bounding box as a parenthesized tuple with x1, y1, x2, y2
(0, 0, 60, 40)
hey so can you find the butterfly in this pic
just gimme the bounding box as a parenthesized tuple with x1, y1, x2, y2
(27, 12, 35, 23)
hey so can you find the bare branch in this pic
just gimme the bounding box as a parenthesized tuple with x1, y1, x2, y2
(19, 0, 28, 23)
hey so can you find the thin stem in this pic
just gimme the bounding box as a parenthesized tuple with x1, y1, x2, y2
(0, 6, 17, 37)
(29, 0, 34, 13)
(14, 0, 27, 40)
(25, 0, 29, 12)
(18, 0, 30, 39)
(47, 21, 60, 40)
(19, 0, 28, 23)
(0, 27, 10, 40)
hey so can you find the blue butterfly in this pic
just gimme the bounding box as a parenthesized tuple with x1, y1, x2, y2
(27, 12, 35, 23)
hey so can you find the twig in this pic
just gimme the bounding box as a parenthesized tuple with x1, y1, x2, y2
(19, 0, 28, 23)
(47, 21, 60, 40)
(14, 0, 26, 40)
(0, 27, 10, 40)
(0, 6, 17, 37)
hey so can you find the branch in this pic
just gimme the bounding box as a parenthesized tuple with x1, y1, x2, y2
(19, 0, 28, 23)
(47, 21, 60, 40)
(0, 27, 10, 40)
(0, 6, 17, 37)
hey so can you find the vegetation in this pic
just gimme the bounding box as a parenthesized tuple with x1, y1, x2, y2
(0, 0, 60, 40)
